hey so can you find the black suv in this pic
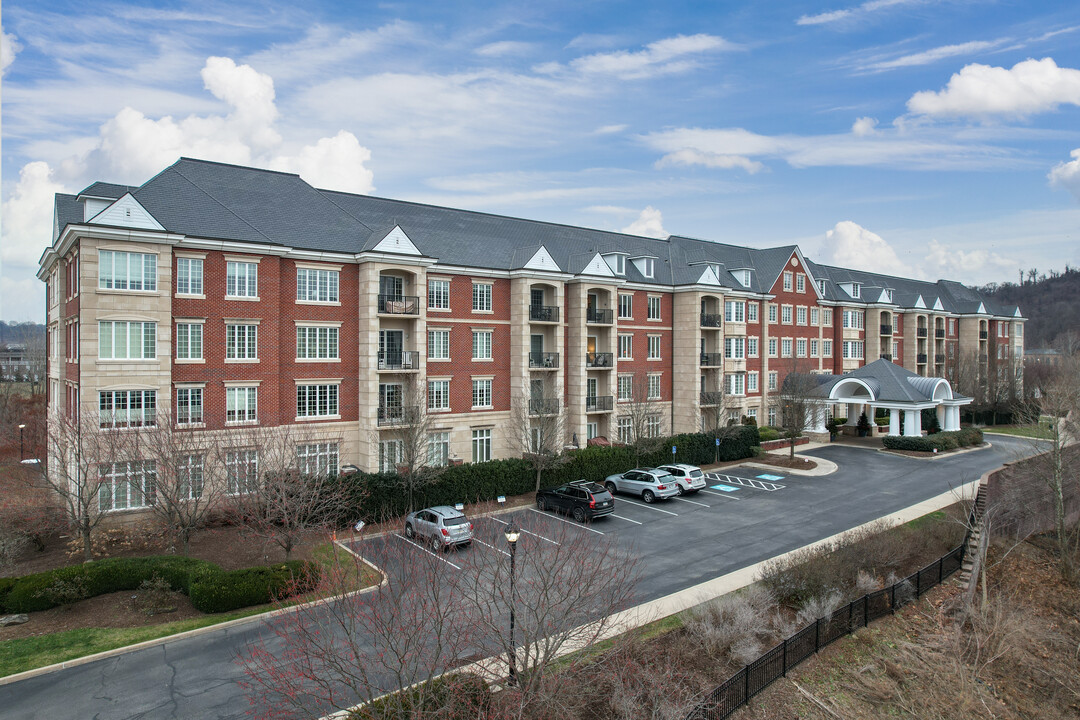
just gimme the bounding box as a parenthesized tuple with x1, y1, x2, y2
(536, 481, 615, 522)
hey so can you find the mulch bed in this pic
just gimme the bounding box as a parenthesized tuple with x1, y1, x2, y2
(0, 590, 205, 641)
(750, 454, 819, 470)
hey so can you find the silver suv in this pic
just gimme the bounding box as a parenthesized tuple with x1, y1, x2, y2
(657, 464, 707, 494)
(404, 506, 474, 551)
(604, 468, 680, 503)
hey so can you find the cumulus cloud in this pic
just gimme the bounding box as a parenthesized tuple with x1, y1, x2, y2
(0, 162, 67, 269)
(269, 130, 375, 194)
(851, 117, 878, 136)
(907, 57, 1080, 118)
(1, 26, 21, 75)
(1048, 148, 1080, 201)
(622, 206, 668, 238)
(923, 238, 1015, 278)
(655, 148, 763, 173)
(820, 221, 908, 276)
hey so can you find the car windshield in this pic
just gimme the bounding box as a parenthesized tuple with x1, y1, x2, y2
(443, 516, 470, 527)
(653, 472, 673, 483)
(689, 470, 703, 478)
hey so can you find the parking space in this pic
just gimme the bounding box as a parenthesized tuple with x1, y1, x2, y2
(704, 471, 787, 492)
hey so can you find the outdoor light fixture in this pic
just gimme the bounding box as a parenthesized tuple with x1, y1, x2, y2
(504, 523, 520, 686)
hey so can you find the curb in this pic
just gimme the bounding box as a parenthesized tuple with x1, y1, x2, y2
(876, 441, 992, 461)
(740, 457, 837, 477)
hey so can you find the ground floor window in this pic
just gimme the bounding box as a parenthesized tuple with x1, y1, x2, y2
(297, 442, 339, 475)
(587, 422, 598, 440)
(428, 432, 450, 466)
(646, 414, 662, 438)
(178, 454, 203, 500)
(99, 460, 157, 511)
(226, 449, 259, 494)
(472, 429, 492, 463)
(617, 416, 632, 444)
(379, 440, 403, 473)
(768, 406, 777, 426)
(747, 408, 758, 423)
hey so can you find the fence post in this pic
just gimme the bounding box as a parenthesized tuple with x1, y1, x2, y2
(815, 618, 820, 652)
(782, 637, 788, 676)
(916, 570, 921, 597)
(937, 557, 943, 584)
(863, 595, 869, 627)
(847, 601, 853, 635)
(890, 583, 896, 613)
(744, 665, 750, 706)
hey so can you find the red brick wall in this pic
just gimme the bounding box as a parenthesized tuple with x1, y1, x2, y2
(614, 289, 673, 401)
(443, 276, 513, 413)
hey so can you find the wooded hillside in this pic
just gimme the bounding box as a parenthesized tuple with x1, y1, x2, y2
(976, 267, 1080, 350)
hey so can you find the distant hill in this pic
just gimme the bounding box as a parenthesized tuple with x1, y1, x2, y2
(0, 321, 45, 345)
(975, 267, 1080, 349)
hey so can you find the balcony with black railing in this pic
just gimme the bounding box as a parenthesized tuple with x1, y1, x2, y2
(529, 305, 560, 323)
(880, 324, 892, 335)
(700, 391, 724, 406)
(376, 350, 420, 370)
(377, 406, 418, 427)
(935, 328, 945, 338)
(879, 353, 892, 361)
(377, 294, 420, 315)
(917, 327, 928, 337)
(700, 352, 723, 367)
(700, 313, 723, 328)
(917, 353, 928, 364)
(528, 398, 561, 416)
(585, 395, 614, 413)
(586, 307, 613, 324)
(529, 351, 559, 369)
(586, 351, 613, 368)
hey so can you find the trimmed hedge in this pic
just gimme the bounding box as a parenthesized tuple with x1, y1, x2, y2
(882, 428, 984, 452)
(1, 556, 319, 615)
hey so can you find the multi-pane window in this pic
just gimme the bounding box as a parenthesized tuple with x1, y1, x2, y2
(379, 440, 403, 473)
(748, 338, 759, 357)
(428, 329, 450, 360)
(842, 310, 864, 329)
(226, 261, 258, 298)
(822, 309, 833, 326)
(472, 283, 492, 311)
(647, 296, 661, 320)
(781, 305, 793, 324)
(297, 442, 339, 475)
(99, 321, 156, 360)
(810, 339, 819, 357)
(724, 337, 745, 359)
(768, 372, 778, 390)
(472, 429, 492, 462)
(768, 338, 778, 357)
(99, 390, 156, 427)
(748, 302, 758, 322)
(297, 384, 339, 418)
(617, 375, 633, 401)
(617, 416, 633, 444)
(823, 339, 833, 357)
(647, 374, 661, 400)
(226, 450, 259, 494)
(226, 386, 258, 423)
(842, 341, 864, 359)
(99, 250, 156, 291)
(176, 258, 203, 295)
(748, 372, 759, 392)
(618, 293, 633, 319)
(781, 339, 793, 357)
(726, 373, 745, 396)
(783, 272, 793, 291)
(893, 340, 900, 357)
(645, 415, 662, 438)
(99, 461, 157, 511)
(796, 274, 806, 293)
(428, 380, 450, 410)
(428, 432, 450, 466)
(472, 330, 492, 360)
(647, 335, 662, 360)
(810, 308, 820, 326)
(618, 334, 633, 359)
(428, 279, 450, 309)
(472, 379, 492, 408)
(178, 455, 203, 500)
(768, 407, 777, 426)
(724, 301, 745, 323)
(949, 318, 956, 335)
(797, 338, 807, 357)
(797, 307, 807, 325)
(747, 408, 757, 422)
(176, 387, 203, 425)
(768, 304, 778, 323)
(226, 324, 258, 360)
(296, 326, 339, 360)
(296, 268, 339, 303)
(176, 323, 202, 360)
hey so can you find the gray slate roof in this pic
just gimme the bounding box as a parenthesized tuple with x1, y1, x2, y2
(810, 359, 970, 404)
(77, 182, 138, 200)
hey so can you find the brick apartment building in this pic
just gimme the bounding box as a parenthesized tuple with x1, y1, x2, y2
(38, 158, 1025, 492)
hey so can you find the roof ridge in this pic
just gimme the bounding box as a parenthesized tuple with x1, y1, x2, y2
(176, 157, 301, 178)
(165, 166, 278, 246)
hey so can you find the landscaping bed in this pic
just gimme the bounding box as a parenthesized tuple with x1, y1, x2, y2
(752, 454, 818, 471)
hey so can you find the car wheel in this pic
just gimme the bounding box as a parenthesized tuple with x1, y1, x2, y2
(605, 481, 617, 495)
(537, 496, 547, 511)
(676, 484, 685, 496)
(430, 535, 442, 552)
(572, 506, 587, 523)
(643, 490, 655, 504)
(404, 523, 415, 539)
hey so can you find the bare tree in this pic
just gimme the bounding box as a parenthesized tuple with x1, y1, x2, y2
(620, 371, 665, 466)
(372, 377, 445, 512)
(777, 362, 827, 459)
(507, 379, 570, 491)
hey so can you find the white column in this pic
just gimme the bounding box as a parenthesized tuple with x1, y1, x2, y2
(807, 405, 826, 433)
(913, 409, 923, 436)
(903, 409, 916, 436)
(948, 406, 961, 431)
(936, 405, 946, 434)
(888, 409, 900, 436)
(846, 403, 858, 425)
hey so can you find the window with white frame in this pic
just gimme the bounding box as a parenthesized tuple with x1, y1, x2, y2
(226, 450, 259, 494)
(428, 329, 450, 360)
(226, 261, 258, 298)
(894, 315, 901, 333)
(810, 307, 819, 326)
(99, 250, 156, 291)
(949, 318, 956, 335)
(724, 300, 745, 323)
(176, 258, 203, 295)
(99, 390, 156, 427)
(176, 387, 203, 425)
(748, 337, 759, 357)
(176, 323, 202, 361)
(226, 324, 258, 360)
(647, 296, 661, 320)
(893, 340, 900, 357)
(379, 440, 403, 473)
(472, 379, 492, 408)
(797, 338, 807, 357)
(605, 254, 626, 276)
(748, 372, 759, 392)
(472, 330, 492, 360)
(428, 380, 450, 410)
(618, 333, 633, 359)
(842, 310, 864, 329)
(472, 283, 492, 311)
(617, 375, 633, 401)
(842, 340, 864, 359)
(748, 302, 758, 322)
(647, 335, 661, 359)
(796, 307, 807, 325)
(428, 432, 450, 466)
(781, 338, 793, 357)
(768, 304, 777, 324)
(768, 338, 778, 357)
(810, 339, 819, 357)
(823, 339, 833, 357)
(296, 268, 339, 303)
(226, 386, 258, 423)
(472, 429, 492, 462)
(178, 454, 203, 500)
(297, 442, 339, 475)
(768, 371, 778, 390)
(296, 326, 339, 360)
(781, 305, 793, 324)
(647, 374, 661, 399)
(795, 274, 805, 293)
(645, 415, 662, 438)
(726, 373, 745, 395)
(850, 283, 861, 299)
(297, 384, 339, 418)
(99, 321, 156, 360)
(724, 337, 745, 359)
(99, 460, 157, 511)
(618, 293, 633, 319)
(822, 309, 833, 326)
(640, 258, 656, 278)
(617, 416, 632, 444)
(428, 279, 450, 309)
(768, 406, 777, 426)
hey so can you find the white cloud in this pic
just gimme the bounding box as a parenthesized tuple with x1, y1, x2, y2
(907, 57, 1080, 118)
(1, 26, 21, 75)
(922, 238, 1015, 279)
(0, 162, 67, 269)
(270, 131, 375, 194)
(595, 124, 628, 135)
(242, 22, 417, 82)
(565, 34, 736, 79)
(851, 116, 878, 136)
(655, 148, 763, 173)
(797, 0, 922, 26)
(1048, 148, 1080, 202)
(565, 33, 621, 50)
(474, 41, 536, 57)
(820, 221, 908, 276)
(622, 206, 668, 238)
(862, 40, 1002, 72)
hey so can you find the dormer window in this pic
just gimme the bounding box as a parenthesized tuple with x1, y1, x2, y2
(817, 279, 827, 294)
(851, 283, 861, 299)
(603, 253, 626, 276)
(735, 269, 752, 287)
(885, 289, 893, 302)
(641, 258, 655, 278)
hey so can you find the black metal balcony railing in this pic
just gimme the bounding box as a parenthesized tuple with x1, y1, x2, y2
(935, 328, 945, 338)
(377, 294, 420, 315)
(586, 352, 613, 368)
(917, 353, 928, 364)
(700, 352, 723, 367)
(377, 350, 419, 370)
(529, 352, 559, 369)
(880, 324, 892, 336)
(917, 327, 928, 337)
(979, 330, 988, 339)
(879, 353, 892, 361)
(586, 395, 614, 412)
(377, 406, 418, 427)
(528, 398, 561, 416)
(700, 313, 723, 328)
(587, 307, 613, 324)
(529, 305, 559, 322)
(700, 391, 724, 406)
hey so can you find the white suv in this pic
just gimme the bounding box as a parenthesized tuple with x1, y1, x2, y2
(604, 468, 680, 503)
(657, 464, 707, 495)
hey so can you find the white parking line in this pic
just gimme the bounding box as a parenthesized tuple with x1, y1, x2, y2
(488, 515, 561, 545)
(472, 538, 510, 557)
(527, 507, 606, 535)
(699, 489, 742, 500)
(617, 497, 679, 516)
(673, 496, 711, 508)
(610, 513, 643, 525)
(392, 533, 462, 569)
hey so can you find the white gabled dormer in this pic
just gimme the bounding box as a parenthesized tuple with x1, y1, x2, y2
(932, 297, 944, 311)
(913, 295, 927, 309)
(80, 197, 113, 221)
(695, 265, 723, 286)
(976, 301, 987, 314)
(372, 225, 422, 256)
(602, 252, 628, 276)
(87, 194, 165, 231)
(1012, 307, 1022, 318)
(583, 252, 618, 277)
(875, 288, 893, 303)
(630, 254, 658, 279)
(522, 245, 561, 272)
(732, 268, 752, 287)
(838, 281, 861, 299)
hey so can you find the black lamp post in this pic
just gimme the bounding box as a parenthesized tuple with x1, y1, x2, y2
(18, 424, 26, 461)
(504, 523, 520, 686)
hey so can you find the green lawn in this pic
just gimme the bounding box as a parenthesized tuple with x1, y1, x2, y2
(981, 423, 1055, 440)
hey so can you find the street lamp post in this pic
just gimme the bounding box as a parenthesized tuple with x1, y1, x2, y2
(504, 524, 520, 686)
(18, 424, 26, 461)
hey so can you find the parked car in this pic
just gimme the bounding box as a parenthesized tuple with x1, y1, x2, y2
(536, 480, 615, 522)
(657, 463, 707, 495)
(604, 468, 680, 503)
(404, 506, 474, 551)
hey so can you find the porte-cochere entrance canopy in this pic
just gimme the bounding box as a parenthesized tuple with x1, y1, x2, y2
(800, 359, 972, 436)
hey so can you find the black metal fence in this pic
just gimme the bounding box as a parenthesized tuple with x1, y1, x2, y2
(686, 542, 968, 720)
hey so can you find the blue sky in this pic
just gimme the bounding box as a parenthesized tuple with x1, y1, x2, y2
(3, 0, 1080, 321)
